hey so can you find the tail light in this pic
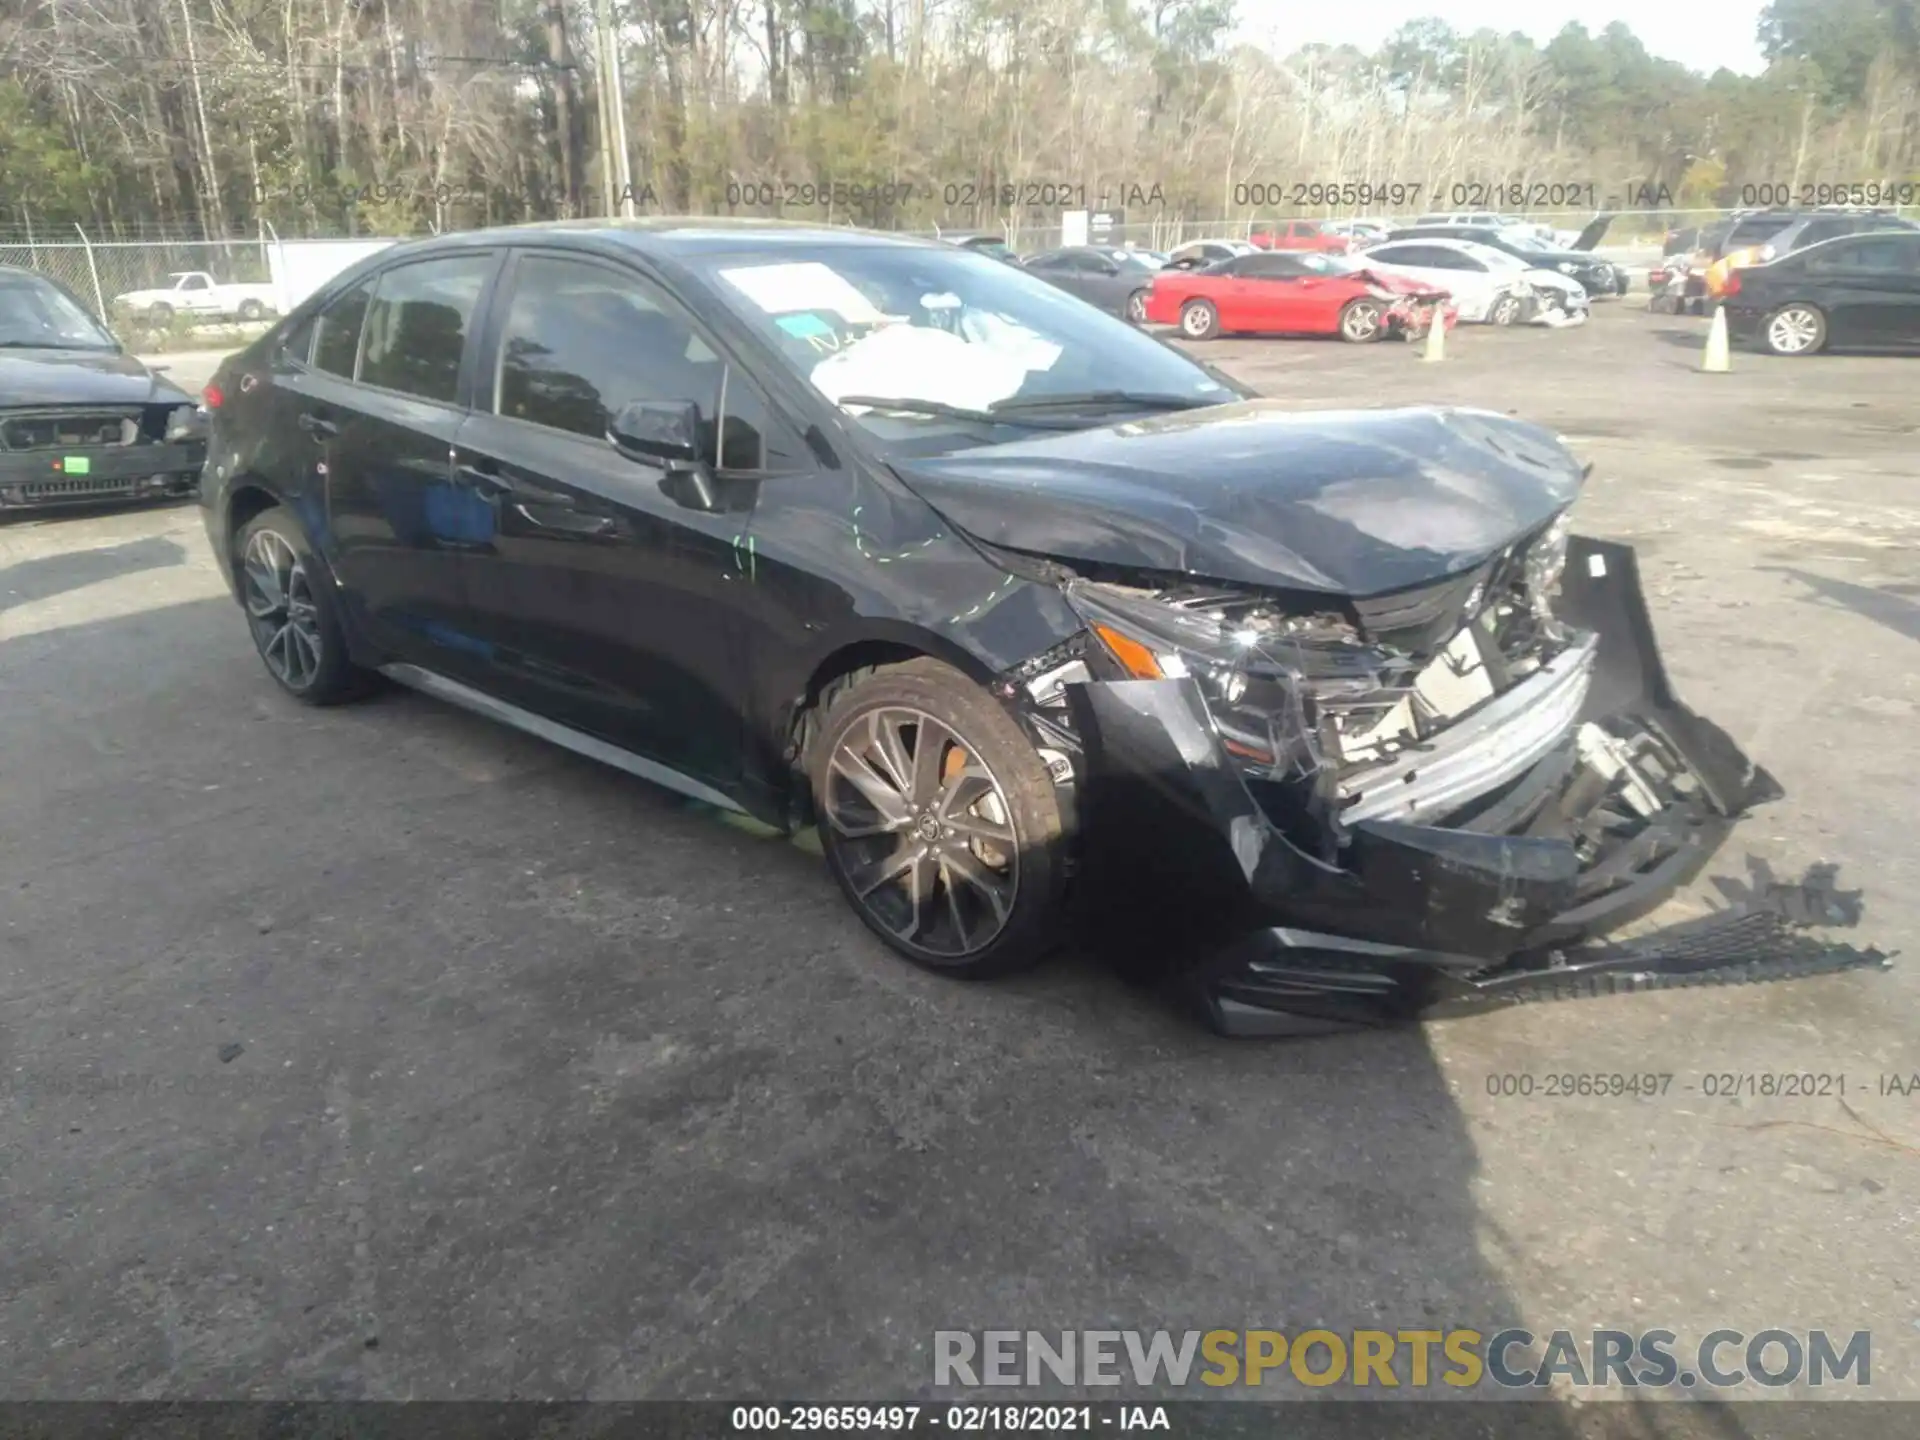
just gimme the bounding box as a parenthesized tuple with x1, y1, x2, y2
(202, 383, 225, 409)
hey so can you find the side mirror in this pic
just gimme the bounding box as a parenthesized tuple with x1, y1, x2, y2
(611, 399, 724, 511)
(609, 399, 703, 466)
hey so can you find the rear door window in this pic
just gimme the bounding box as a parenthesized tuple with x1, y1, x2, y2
(357, 254, 493, 403)
(312, 282, 372, 378)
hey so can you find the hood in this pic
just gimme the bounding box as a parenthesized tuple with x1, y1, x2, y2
(1522, 269, 1586, 298)
(889, 400, 1586, 598)
(1570, 215, 1613, 252)
(0, 348, 191, 408)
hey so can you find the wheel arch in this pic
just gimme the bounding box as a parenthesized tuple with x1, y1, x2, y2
(772, 622, 1003, 822)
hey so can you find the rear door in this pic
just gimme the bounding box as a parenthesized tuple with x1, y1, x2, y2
(311, 250, 502, 668)
(1805, 235, 1920, 347)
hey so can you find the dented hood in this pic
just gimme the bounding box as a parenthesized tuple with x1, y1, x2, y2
(0, 348, 192, 408)
(889, 400, 1586, 597)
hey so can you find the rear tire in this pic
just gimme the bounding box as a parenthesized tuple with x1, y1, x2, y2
(238, 299, 266, 322)
(1762, 303, 1826, 356)
(809, 658, 1067, 978)
(146, 301, 174, 325)
(1337, 298, 1385, 343)
(1179, 299, 1220, 340)
(235, 506, 377, 706)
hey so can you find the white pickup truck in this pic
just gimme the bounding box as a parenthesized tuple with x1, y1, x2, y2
(112, 271, 280, 324)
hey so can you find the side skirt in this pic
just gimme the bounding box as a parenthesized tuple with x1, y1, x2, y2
(379, 663, 747, 816)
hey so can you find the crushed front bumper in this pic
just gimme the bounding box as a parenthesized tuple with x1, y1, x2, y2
(1065, 538, 1890, 1035)
(0, 441, 204, 510)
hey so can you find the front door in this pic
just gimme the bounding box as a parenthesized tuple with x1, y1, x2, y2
(449, 249, 796, 788)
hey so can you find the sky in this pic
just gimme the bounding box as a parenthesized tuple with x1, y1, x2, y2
(1240, 1, 1771, 78)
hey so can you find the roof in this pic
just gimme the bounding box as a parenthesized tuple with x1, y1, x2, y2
(374, 216, 946, 262)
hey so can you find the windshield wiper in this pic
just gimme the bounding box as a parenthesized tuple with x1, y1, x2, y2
(835, 395, 1086, 430)
(987, 390, 1226, 415)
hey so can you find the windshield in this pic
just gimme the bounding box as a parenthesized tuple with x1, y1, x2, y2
(692, 243, 1237, 449)
(0, 273, 121, 351)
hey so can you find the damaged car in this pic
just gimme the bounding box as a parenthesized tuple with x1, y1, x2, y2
(1, 264, 207, 512)
(198, 221, 1883, 1035)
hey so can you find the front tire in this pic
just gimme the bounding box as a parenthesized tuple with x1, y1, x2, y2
(1490, 293, 1522, 327)
(1338, 298, 1385, 342)
(810, 658, 1067, 978)
(1762, 303, 1826, 356)
(235, 507, 375, 705)
(1179, 299, 1220, 340)
(1125, 288, 1149, 324)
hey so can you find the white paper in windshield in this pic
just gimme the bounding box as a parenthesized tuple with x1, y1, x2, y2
(717, 262, 887, 323)
(811, 325, 1035, 411)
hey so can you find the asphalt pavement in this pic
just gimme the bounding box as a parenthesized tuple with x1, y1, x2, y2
(2, 305, 1915, 1419)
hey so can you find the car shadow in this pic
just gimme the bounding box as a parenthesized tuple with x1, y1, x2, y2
(0, 532, 190, 611)
(1761, 565, 1920, 644)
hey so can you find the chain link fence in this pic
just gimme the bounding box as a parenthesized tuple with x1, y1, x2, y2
(8, 205, 1915, 349)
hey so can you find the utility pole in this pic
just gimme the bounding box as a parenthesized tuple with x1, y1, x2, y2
(596, 0, 635, 218)
(546, 1, 584, 216)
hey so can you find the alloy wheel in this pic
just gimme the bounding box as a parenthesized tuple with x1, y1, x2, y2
(1767, 307, 1820, 354)
(242, 528, 324, 690)
(1126, 290, 1148, 323)
(1180, 303, 1215, 338)
(1342, 302, 1381, 340)
(822, 707, 1019, 958)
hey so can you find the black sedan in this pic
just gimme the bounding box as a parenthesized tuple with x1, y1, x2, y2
(1385, 221, 1623, 296)
(1020, 245, 1161, 320)
(1724, 230, 1920, 354)
(0, 265, 207, 511)
(197, 220, 1865, 1035)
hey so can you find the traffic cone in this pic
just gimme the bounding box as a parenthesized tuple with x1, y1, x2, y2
(1702, 305, 1731, 373)
(1420, 309, 1446, 362)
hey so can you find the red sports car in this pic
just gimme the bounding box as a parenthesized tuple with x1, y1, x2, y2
(1143, 251, 1457, 342)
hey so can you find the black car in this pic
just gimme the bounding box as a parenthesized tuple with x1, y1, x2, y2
(1723, 230, 1920, 355)
(0, 265, 207, 512)
(941, 232, 1022, 265)
(1021, 246, 1161, 320)
(198, 219, 1859, 1036)
(1751, 211, 1919, 264)
(1385, 220, 1623, 296)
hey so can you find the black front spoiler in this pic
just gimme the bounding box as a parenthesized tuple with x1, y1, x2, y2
(1065, 538, 1891, 1036)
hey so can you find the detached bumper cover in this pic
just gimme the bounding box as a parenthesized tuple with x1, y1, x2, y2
(1066, 538, 1891, 1034)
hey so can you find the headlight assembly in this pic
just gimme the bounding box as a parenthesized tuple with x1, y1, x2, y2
(1061, 579, 1408, 778)
(1524, 511, 1572, 620)
(165, 404, 207, 442)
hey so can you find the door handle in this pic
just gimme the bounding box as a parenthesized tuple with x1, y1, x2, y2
(455, 462, 514, 499)
(509, 502, 617, 537)
(297, 411, 337, 439)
